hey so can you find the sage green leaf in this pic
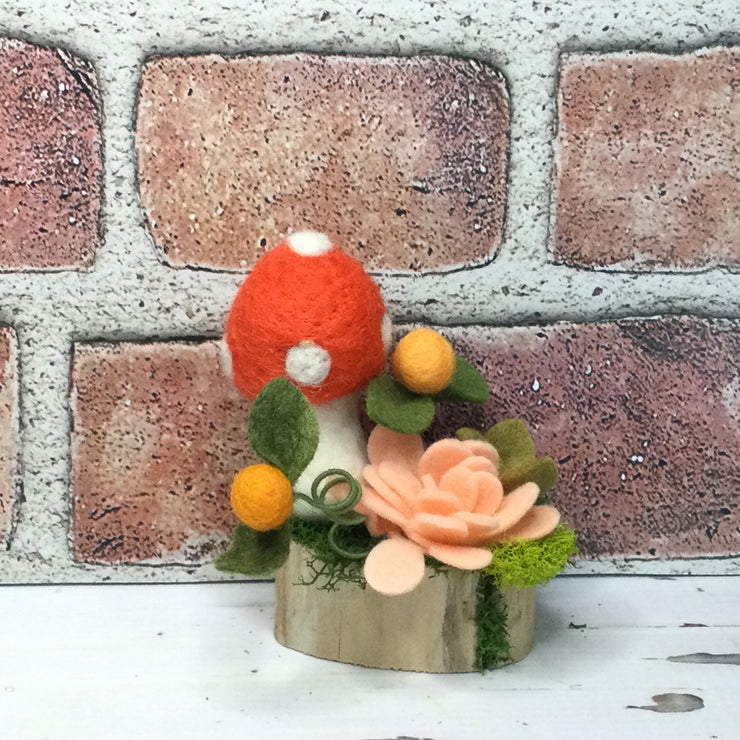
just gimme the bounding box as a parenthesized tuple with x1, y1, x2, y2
(502, 456, 559, 501)
(456, 427, 485, 442)
(485, 419, 535, 465)
(215, 522, 291, 576)
(248, 377, 319, 483)
(435, 357, 490, 403)
(366, 374, 436, 434)
(485, 419, 559, 497)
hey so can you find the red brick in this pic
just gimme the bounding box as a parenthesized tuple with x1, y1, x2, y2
(0, 328, 19, 549)
(136, 54, 508, 271)
(0, 40, 101, 270)
(429, 318, 740, 559)
(554, 50, 740, 270)
(71, 341, 255, 564)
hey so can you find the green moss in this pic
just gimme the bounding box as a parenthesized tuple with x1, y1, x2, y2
(290, 519, 381, 591)
(484, 525, 578, 590)
(290, 520, 449, 591)
(474, 572, 512, 671)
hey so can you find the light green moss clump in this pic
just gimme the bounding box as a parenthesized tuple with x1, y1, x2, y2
(484, 526, 578, 590)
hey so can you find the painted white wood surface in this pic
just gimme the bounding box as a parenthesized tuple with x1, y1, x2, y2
(0, 577, 738, 739)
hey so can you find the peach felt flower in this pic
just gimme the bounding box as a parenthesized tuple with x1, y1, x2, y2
(357, 426, 561, 595)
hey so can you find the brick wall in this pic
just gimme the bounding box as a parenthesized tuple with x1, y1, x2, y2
(0, 1, 737, 582)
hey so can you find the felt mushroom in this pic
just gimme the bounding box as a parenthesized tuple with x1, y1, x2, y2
(225, 231, 390, 517)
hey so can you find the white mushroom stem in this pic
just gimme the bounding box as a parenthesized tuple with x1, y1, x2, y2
(282, 338, 365, 519)
(292, 391, 368, 519)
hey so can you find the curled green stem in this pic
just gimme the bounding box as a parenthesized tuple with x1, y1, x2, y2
(327, 522, 374, 560)
(294, 468, 363, 522)
(294, 468, 372, 560)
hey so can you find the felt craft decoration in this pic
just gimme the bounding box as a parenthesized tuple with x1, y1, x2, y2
(355, 425, 561, 595)
(391, 328, 457, 394)
(230, 463, 294, 532)
(457, 420, 559, 497)
(366, 374, 436, 435)
(225, 231, 390, 517)
(216, 376, 321, 576)
(436, 357, 491, 404)
(225, 232, 387, 404)
(217, 230, 577, 672)
(247, 377, 319, 485)
(367, 332, 490, 435)
(216, 521, 292, 576)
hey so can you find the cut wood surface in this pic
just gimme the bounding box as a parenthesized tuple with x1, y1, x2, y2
(275, 543, 535, 671)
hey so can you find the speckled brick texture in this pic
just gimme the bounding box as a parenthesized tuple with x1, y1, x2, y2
(136, 54, 508, 272)
(0, 39, 101, 270)
(554, 49, 740, 271)
(71, 341, 255, 564)
(0, 328, 19, 549)
(430, 318, 740, 560)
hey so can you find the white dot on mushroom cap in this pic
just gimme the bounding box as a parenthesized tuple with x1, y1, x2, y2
(286, 231, 332, 256)
(285, 341, 331, 386)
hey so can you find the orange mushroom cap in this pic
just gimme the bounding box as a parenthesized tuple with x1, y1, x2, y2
(225, 233, 388, 404)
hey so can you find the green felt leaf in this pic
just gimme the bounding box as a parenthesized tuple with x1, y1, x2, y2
(502, 457, 559, 501)
(366, 374, 436, 434)
(484, 419, 535, 462)
(248, 377, 319, 483)
(435, 357, 490, 403)
(456, 427, 485, 442)
(215, 522, 291, 576)
(484, 419, 559, 497)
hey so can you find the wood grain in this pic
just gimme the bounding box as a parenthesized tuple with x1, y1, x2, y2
(274, 542, 535, 672)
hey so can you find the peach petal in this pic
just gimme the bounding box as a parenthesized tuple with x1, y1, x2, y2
(473, 472, 504, 515)
(361, 511, 384, 536)
(460, 456, 497, 475)
(418, 439, 471, 483)
(417, 487, 463, 515)
(377, 461, 423, 509)
(426, 542, 493, 570)
(363, 538, 426, 596)
(359, 486, 413, 534)
(403, 525, 434, 550)
(496, 505, 561, 542)
(367, 425, 424, 469)
(488, 481, 540, 533)
(363, 465, 414, 518)
(453, 511, 499, 542)
(461, 439, 499, 469)
(421, 473, 439, 491)
(413, 513, 469, 544)
(362, 511, 403, 538)
(439, 465, 478, 511)
(417, 488, 462, 516)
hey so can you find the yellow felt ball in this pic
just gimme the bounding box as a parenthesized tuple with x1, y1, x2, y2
(230, 463, 293, 531)
(392, 328, 456, 394)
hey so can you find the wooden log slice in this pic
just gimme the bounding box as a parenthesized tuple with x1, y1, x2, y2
(274, 543, 535, 672)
